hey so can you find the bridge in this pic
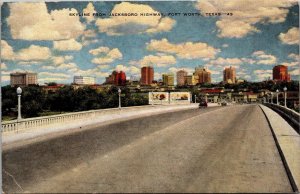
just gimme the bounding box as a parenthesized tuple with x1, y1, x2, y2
(2, 103, 300, 193)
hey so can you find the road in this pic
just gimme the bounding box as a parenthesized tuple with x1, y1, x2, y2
(2, 105, 292, 193)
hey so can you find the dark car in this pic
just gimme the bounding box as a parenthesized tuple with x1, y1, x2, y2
(199, 101, 208, 108)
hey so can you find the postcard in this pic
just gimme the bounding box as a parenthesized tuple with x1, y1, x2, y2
(1, 0, 299, 193)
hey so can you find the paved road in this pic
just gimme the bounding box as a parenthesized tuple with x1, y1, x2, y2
(2, 105, 292, 193)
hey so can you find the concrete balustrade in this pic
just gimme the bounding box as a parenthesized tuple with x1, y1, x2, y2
(1, 105, 173, 133)
(264, 103, 300, 134)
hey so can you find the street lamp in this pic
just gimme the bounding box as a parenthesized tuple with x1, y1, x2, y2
(17, 87, 22, 121)
(283, 87, 287, 107)
(276, 89, 279, 105)
(118, 88, 121, 109)
(270, 92, 273, 104)
(151, 91, 154, 106)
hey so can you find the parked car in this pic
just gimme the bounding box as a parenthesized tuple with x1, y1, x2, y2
(199, 101, 208, 108)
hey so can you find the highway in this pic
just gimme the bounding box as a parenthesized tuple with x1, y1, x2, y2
(2, 105, 293, 193)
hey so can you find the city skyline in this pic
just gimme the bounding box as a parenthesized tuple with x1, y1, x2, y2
(1, 1, 299, 86)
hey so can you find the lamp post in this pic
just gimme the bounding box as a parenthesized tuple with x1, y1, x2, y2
(283, 87, 287, 107)
(17, 87, 22, 121)
(194, 95, 196, 103)
(151, 91, 154, 106)
(118, 88, 121, 109)
(270, 92, 273, 104)
(276, 89, 279, 105)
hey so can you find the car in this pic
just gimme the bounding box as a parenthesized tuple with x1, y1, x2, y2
(199, 101, 208, 108)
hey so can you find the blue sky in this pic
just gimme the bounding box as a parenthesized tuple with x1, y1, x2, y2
(1, 0, 299, 85)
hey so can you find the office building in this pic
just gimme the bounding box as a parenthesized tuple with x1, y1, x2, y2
(73, 76, 96, 85)
(273, 65, 290, 81)
(105, 70, 126, 86)
(176, 70, 188, 86)
(10, 72, 38, 86)
(162, 73, 174, 86)
(223, 66, 236, 84)
(194, 66, 211, 84)
(184, 75, 197, 86)
(141, 66, 154, 85)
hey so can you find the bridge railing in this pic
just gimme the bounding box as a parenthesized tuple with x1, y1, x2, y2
(263, 103, 300, 134)
(1, 105, 154, 133)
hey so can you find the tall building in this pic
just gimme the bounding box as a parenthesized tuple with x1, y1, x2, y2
(176, 70, 188, 86)
(73, 76, 95, 85)
(10, 72, 38, 86)
(194, 66, 211, 84)
(141, 66, 154, 85)
(162, 73, 174, 86)
(223, 66, 236, 84)
(273, 65, 290, 81)
(105, 70, 126, 86)
(184, 75, 197, 86)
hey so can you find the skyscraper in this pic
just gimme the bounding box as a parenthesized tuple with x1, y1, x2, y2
(273, 65, 290, 81)
(162, 73, 174, 86)
(141, 66, 154, 85)
(194, 66, 211, 84)
(176, 70, 188, 86)
(223, 66, 236, 84)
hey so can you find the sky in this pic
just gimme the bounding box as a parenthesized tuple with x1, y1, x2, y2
(1, 0, 299, 85)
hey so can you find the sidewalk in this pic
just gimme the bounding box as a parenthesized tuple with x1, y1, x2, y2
(260, 105, 300, 192)
(2, 104, 200, 145)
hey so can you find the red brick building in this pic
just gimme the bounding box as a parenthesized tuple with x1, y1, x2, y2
(105, 70, 126, 86)
(273, 65, 290, 81)
(141, 66, 154, 85)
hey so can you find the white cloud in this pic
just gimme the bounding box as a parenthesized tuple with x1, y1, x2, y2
(42, 66, 56, 70)
(39, 72, 71, 78)
(140, 55, 177, 67)
(252, 50, 277, 65)
(147, 38, 219, 59)
(1, 40, 14, 60)
(1, 41, 51, 61)
(7, 2, 85, 40)
(288, 53, 300, 61)
(208, 57, 243, 65)
(90, 47, 123, 64)
(53, 39, 82, 51)
(52, 55, 73, 65)
(168, 67, 194, 74)
(18, 61, 40, 65)
(290, 69, 299, 75)
(222, 44, 229, 48)
(1, 63, 7, 70)
(83, 2, 96, 23)
(95, 2, 175, 35)
(16, 45, 51, 61)
(196, 0, 297, 38)
(254, 69, 272, 80)
(280, 62, 298, 67)
(279, 27, 299, 45)
(57, 63, 77, 70)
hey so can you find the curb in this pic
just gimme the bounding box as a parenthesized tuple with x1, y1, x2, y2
(259, 105, 298, 193)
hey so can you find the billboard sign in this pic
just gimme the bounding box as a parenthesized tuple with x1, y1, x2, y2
(170, 92, 191, 104)
(149, 92, 169, 104)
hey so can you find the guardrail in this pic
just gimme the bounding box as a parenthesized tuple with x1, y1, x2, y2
(1, 105, 153, 133)
(263, 103, 300, 134)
